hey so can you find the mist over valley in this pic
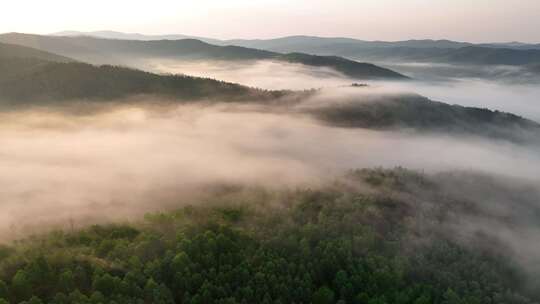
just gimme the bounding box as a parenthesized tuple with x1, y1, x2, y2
(1, 5, 540, 302)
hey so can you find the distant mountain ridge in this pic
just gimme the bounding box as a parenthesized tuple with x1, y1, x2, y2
(50, 31, 540, 50)
(332, 45, 540, 66)
(46, 31, 540, 67)
(222, 36, 474, 53)
(52, 30, 223, 45)
(0, 33, 407, 80)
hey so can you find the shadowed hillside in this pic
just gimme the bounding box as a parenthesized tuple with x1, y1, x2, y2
(0, 42, 72, 62)
(0, 61, 292, 105)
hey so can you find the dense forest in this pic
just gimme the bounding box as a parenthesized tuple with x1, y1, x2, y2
(0, 168, 537, 304)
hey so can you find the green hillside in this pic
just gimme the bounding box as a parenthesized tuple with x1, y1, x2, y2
(0, 168, 537, 304)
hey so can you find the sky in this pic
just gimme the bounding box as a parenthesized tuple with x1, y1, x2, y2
(2, 0, 540, 43)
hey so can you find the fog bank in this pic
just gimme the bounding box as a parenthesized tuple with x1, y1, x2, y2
(139, 58, 540, 122)
(1, 103, 539, 240)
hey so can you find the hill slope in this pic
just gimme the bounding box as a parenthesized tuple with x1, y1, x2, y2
(0, 33, 408, 80)
(0, 42, 72, 62)
(0, 43, 74, 82)
(0, 60, 292, 106)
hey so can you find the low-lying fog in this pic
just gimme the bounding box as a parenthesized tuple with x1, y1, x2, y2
(141, 58, 540, 121)
(143, 59, 349, 90)
(372, 79, 540, 122)
(1, 102, 539, 240)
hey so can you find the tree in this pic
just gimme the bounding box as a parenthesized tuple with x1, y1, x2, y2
(144, 278, 159, 301)
(58, 270, 75, 293)
(27, 296, 44, 304)
(0, 280, 8, 300)
(152, 284, 175, 304)
(312, 286, 335, 304)
(90, 291, 106, 303)
(442, 289, 462, 304)
(50, 292, 69, 304)
(413, 293, 431, 304)
(12, 270, 31, 301)
(93, 274, 117, 296)
(26, 256, 52, 287)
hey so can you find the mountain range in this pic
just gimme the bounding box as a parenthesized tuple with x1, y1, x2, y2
(53, 31, 540, 50)
(0, 33, 407, 80)
(50, 31, 540, 67)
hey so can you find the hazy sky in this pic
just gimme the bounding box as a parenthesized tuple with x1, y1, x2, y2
(3, 0, 540, 42)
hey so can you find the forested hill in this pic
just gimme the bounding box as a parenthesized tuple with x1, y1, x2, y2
(0, 61, 291, 105)
(0, 33, 408, 80)
(0, 43, 277, 104)
(0, 60, 293, 105)
(0, 168, 538, 304)
(306, 93, 540, 143)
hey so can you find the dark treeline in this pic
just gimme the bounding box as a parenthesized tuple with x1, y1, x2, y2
(0, 168, 537, 304)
